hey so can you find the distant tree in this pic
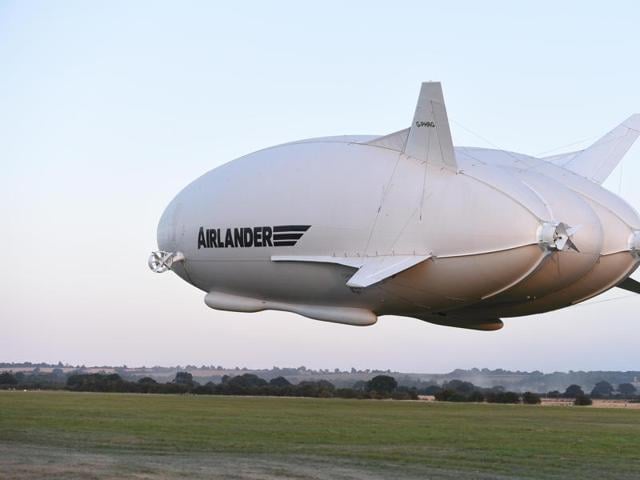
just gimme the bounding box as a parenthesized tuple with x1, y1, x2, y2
(546, 390, 561, 399)
(296, 380, 335, 398)
(422, 384, 442, 396)
(66, 373, 127, 392)
(618, 383, 637, 397)
(442, 380, 477, 395)
(138, 377, 158, 385)
(574, 394, 592, 406)
(391, 387, 419, 401)
(486, 391, 520, 404)
(335, 387, 361, 399)
(467, 390, 485, 403)
(590, 381, 614, 398)
(136, 376, 159, 393)
(0, 372, 17, 385)
(269, 376, 291, 387)
(220, 374, 268, 395)
(434, 389, 461, 402)
(563, 384, 584, 398)
(352, 380, 368, 391)
(229, 373, 267, 388)
(174, 371, 194, 386)
(366, 375, 398, 395)
(522, 392, 542, 405)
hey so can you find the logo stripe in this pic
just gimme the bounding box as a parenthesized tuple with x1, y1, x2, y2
(273, 225, 311, 233)
(273, 233, 304, 241)
(273, 241, 298, 247)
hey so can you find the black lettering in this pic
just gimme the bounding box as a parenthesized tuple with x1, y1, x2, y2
(234, 228, 244, 247)
(243, 227, 253, 247)
(254, 226, 262, 247)
(225, 229, 234, 248)
(262, 226, 273, 246)
(217, 228, 224, 247)
(199, 225, 308, 249)
(211, 229, 217, 248)
(198, 227, 206, 249)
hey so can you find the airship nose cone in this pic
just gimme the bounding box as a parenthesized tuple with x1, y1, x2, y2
(157, 198, 181, 253)
(151, 196, 190, 279)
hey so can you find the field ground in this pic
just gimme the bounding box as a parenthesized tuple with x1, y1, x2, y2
(1, 391, 640, 479)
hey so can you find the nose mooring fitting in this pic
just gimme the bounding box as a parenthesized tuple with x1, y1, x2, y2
(537, 222, 580, 252)
(148, 251, 185, 273)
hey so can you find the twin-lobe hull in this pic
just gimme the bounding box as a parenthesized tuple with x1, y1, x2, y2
(156, 137, 639, 328)
(152, 83, 640, 330)
(438, 149, 640, 321)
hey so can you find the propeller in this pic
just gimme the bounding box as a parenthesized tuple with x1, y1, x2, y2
(537, 222, 580, 252)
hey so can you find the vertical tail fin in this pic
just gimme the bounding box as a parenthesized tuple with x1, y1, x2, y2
(404, 82, 458, 171)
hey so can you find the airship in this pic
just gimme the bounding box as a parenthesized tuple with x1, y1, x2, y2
(149, 82, 640, 331)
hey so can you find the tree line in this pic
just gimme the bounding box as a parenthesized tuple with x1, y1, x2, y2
(3, 363, 640, 393)
(58, 372, 417, 400)
(421, 379, 638, 406)
(1, 370, 637, 406)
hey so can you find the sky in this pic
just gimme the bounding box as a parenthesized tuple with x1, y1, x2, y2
(2, 1, 640, 373)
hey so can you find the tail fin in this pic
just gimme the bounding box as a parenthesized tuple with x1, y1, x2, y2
(404, 82, 458, 171)
(364, 82, 458, 172)
(545, 114, 640, 184)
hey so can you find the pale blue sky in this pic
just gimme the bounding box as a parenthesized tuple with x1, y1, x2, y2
(2, 1, 639, 372)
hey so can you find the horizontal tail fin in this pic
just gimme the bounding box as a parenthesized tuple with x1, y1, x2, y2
(271, 254, 430, 288)
(545, 114, 640, 184)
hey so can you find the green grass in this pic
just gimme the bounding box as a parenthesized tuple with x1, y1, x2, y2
(1, 391, 640, 479)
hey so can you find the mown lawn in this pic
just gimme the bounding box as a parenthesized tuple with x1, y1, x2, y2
(1, 391, 639, 479)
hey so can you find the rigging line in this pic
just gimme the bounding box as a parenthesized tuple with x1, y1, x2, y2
(451, 119, 504, 150)
(390, 205, 422, 252)
(535, 135, 600, 157)
(450, 118, 531, 166)
(517, 130, 638, 175)
(454, 117, 630, 163)
(451, 118, 631, 177)
(534, 129, 635, 170)
(514, 128, 634, 175)
(363, 151, 403, 254)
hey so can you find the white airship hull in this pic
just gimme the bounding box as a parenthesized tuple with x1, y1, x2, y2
(151, 83, 640, 330)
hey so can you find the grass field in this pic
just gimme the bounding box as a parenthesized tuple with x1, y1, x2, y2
(1, 391, 639, 479)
